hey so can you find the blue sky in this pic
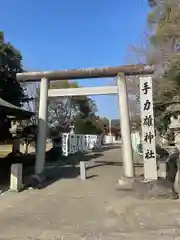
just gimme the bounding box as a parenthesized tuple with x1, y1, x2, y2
(1, 0, 149, 119)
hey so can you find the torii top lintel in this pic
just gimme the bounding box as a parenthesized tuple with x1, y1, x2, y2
(16, 64, 154, 82)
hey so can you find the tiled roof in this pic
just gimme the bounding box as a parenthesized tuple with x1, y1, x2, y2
(0, 98, 33, 119)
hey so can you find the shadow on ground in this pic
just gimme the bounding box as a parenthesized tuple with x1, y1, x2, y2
(0, 146, 114, 191)
(88, 160, 144, 169)
(29, 150, 143, 190)
(31, 152, 103, 189)
(93, 144, 121, 152)
(33, 145, 124, 189)
(0, 144, 143, 191)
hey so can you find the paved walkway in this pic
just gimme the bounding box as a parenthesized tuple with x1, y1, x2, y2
(0, 147, 180, 239)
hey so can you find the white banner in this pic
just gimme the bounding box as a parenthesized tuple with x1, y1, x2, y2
(62, 133, 102, 156)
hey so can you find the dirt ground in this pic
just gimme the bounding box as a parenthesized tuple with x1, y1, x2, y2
(0, 146, 180, 239)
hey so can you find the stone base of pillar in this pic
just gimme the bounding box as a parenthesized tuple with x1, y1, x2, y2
(158, 161, 167, 179)
(10, 164, 23, 192)
(118, 177, 178, 200)
(174, 169, 180, 192)
(26, 174, 46, 189)
(118, 177, 134, 189)
(80, 161, 86, 180)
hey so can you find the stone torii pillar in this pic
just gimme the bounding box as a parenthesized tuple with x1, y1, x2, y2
(117, 73, 134, 178)
(35, 77, 49, 175)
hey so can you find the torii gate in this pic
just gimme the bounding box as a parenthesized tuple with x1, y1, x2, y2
(16, 64, 157, 180)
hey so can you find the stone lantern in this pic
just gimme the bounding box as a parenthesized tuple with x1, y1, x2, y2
(165, 96, 180, 150)
(9, 120, 23, 154)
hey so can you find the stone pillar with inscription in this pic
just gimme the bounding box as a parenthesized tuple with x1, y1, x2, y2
(140, 75, 158, 180)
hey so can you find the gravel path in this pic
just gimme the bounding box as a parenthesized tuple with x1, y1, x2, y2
(0, 147, 179, 239)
